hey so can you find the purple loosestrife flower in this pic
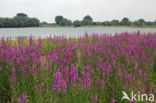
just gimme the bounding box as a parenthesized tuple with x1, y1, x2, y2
(18, 98, 22, 103)
(91, 96, 94, 101)
(133, 66, 136, 70)
(36, 86, 42, 92)
(69, 64, 77, 85)
(12, 68, 16, 83)
(34, 64, 37, 73)
(82, 67, 85, 80)
(52, 71, 62, 93)
(0, 67, 2, 70)
(61, 80, 67, 93)
(87, 50, 92, 61)
(118, 69, 122, 80)
(129, 100, 135, 103)
(21, 67, 25, 77)
(95, 94, 98, 102)
(122, 64, 124, 70)
(106, 66, 110, 76)
(38, 57, 42, 65)
(133, 75, 135, 84)
(86, 73, 92, 91)
(63, 67, 69, 81)
(101, 80, 104, 89)
(138, 69, 142, 77)
(96, 78, 101, 86)
(150, 86, 153, 94)
(22, 93, 27, 103)
(111, 99, 115, 103)
(52, 70, 67, 93)
(79, 77, 83, 91)
(143, 71, 146, 83)
(129, 74, 133, 83)
(90, 69, 94, 75)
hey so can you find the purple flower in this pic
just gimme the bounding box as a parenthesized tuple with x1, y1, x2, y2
(22, 93, 27, 103)
(79, 77, 83, 91)
(95, 94, 98, 102)
(138, 69, 142, 77)
(12, 68, 16, 83)
(34, 65, 36, 73)
(18, 98, 22, 103)
(61, 80, 67, 93)
(0, 67, 2, 70)
(63, 67, 69, 81)
(86, 73, 92, 91)
(143, 71, 146, 83)
(118, 69, 122, 80)
(101, 80, 104, 89)
(111, 99, 115, 103)
(52, 71, 62, 93)
(69, 64, 77, 85)
(21, 67, 25, 77)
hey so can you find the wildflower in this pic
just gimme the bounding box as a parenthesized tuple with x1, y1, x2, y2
(143, 71, 146, 83)
(18, 98, 22, 103)
(52, 71, 62, 93)
(101, 80, 104, 89)
(38, 57, 42, 65)
(79, 77, 83, 91)
(61, 80, 67, 93)
(86, 73, 92, 91)
(22, 93, 27, 103)
(63, 67, 69, 81)
(12, 68, 16, 83)
(111, 99, 115, 103)
(0, 67, 2, 70)
(91, 96, 94, 101)
(96, 78, 101, 86)
(69, 64, 77, 84)
(82, 68, 85, 79)
(95, 94, 98, 102)
(34, 65, 36, 73)
(21, 67, 25, 77)
(119, 69, 122, 80)
(138, 69, 142, 77)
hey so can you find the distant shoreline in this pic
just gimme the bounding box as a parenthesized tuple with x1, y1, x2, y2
(1, 25, 156, 28)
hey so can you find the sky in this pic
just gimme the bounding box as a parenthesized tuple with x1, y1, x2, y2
(0, 0, 156, 23)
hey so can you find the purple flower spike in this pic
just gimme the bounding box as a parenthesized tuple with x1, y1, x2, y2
(12, 68, 16, 83)
(18, 98, 22, 103)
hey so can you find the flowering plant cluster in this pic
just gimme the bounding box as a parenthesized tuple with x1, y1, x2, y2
(0, 31, 155, 103)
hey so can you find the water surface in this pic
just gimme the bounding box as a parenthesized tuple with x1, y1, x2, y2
(0, 27, 156, 39)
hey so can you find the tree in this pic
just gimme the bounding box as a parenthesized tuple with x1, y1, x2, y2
(102, 21, 111, 26)
(55, 16, 64, 25)
(0, 13, 40, 27)
(138, 19, 145, 26)
(133, 21, 140, 26)
(111, 19, 119, 26)
(82, 15, 93, 25)
(59, 18, 72, 26)
(73, 20, 81, 27)
(16, 13, 28, 17)
(121, 17, 131, 26)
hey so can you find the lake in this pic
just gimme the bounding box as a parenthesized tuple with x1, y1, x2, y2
(0, 27, 156, 40)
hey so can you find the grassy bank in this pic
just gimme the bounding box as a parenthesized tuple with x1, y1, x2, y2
(39, 25, 156, 28)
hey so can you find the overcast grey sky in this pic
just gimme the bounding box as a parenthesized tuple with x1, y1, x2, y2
(0, 0, 156, 23)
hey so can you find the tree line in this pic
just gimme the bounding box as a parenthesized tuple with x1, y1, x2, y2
(0, 13, 40, 27)
(54, 15, 156, 27)
(0, 13, 156, 27)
